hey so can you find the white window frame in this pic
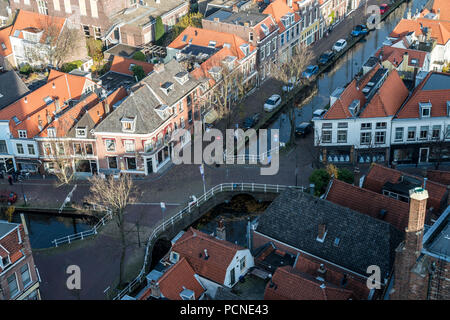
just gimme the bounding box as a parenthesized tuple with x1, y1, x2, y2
(123, 140, 135, 153)
(18, 130, 27, 138)
(105, 139, 116, 152)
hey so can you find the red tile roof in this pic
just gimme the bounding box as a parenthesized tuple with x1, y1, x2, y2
(395, 72, 450, 119)
(168, 27, 255, 60)
(109, 56, 154, 77)
(364, 164, 448, 212)
(359, 69, 409, 118)
(431, 0, 450, 22)
(0, 224, 26, 273)
(390, 18, 450, 45)
(157, 257, 205, 300)
(87, 87, 127, 125)
(190, 47, 237, 85)
(374, 46, 428, 68)
(171, 228, 243, 284)
(325, 179, 410, 232)
(427, 170, 450, 186)
(262, 0, 301, 33)
(264, 266, 354, 300)
(0, 26, 12, 57)
(0, 69, 94, 138)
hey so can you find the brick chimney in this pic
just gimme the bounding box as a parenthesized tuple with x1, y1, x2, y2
(407, 8, 412, 20)
(287, 0, 293, 8)
(317, 224, 327, 241)
(403, 51, 409, 67)
(149, 280, 161, 298)
(391, 187, 428, 300)
(216, 218, 226, 241)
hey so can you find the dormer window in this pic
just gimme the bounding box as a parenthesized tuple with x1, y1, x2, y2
(174, 71, 189, 85)
(249, 32, 253, 42)
(121, 117, 135, 132)
(240, 43, 250, 56)
(160, 82, 174, 95)
(47, 128, 56, 137)
(0, 255, 11, 269)
(170, 251, 179, 264)
(316, 224, 327, 243)
(128, 63, 136, 71)
(208, 40, 216, 48)
(260, 23, 269, 36)
(208, 66, 222, 82)
(180, 289, 195, 300)
(12, 116, 20, 125)
(281, 16, 290, 28)
(43, 96, 53, 105)
(419, 102, 431, 118)
(18, 130, 27, 138)
(76, 127, 87, 138)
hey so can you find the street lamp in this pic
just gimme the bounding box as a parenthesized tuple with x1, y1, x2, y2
(199, 163, 206, 194)
(21, 180, 27, 206)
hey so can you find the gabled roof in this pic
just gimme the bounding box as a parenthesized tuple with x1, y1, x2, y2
(374, 46, 428, 68)
(359, 69, 409, 118)
(157, 257, 205, 300)
(395, 72, 450, 119)
(264, 266, 354, 300)
(431, 0, 450, 22)
(0, 69, 93, 138)
(171, 228, 244, 284)
(262, 0, 300, 33)
(190, 47, 237, 85)
(390, 18, 450, 45)
(109, 56, 154, 77)
(0, 25, 12, 57)
(168, 26, 255, 60)
(363, 164, 448, 212)
(325, 178, 410, 232)
(0, 222, 26, 274)
(255, 189, 403, 278)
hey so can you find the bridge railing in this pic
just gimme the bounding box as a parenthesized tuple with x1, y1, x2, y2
(52, 204, 113, 247)
(112, 182, 304, 300)
(223, 147, 280, 163)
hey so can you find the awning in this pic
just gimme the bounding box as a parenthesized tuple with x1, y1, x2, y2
(15, 159, 42, 165)
(204, 109, 219, 124)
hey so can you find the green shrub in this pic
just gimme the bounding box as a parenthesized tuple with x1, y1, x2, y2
(309, 169, 330, 196)
(61, 60, 83, 73)
(132, 51, 146, 62)
(337, 168, 354, 184)
(19, 64, 32, 75)
(131, 65, 146, 81)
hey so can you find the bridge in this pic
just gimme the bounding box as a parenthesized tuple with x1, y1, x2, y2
(112, 182, 305, 300)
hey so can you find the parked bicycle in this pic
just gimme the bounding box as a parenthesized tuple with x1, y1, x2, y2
(17, 170, 31, 182)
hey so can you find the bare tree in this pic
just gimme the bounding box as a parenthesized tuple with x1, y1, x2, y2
(84, 174, 139, 287)
(43, 140, 75, 187)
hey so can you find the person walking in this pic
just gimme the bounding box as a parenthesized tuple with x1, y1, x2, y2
(8, 175, 13, 185)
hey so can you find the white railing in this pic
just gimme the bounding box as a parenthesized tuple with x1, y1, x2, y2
(52, 204, 113, 247)
(112, 182, 304, 300)
(223, 146, 280, 163)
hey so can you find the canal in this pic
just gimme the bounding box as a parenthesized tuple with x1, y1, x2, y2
(269, 0, 430, 144)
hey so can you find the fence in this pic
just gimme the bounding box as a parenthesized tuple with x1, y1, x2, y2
(52, 204, 113, 247)
(112, 182, 304, 300)
(223, 147, 280, 163)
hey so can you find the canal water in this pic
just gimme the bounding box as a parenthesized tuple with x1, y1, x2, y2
(0, 211, 96, 249)
(270, 0, 430, 144)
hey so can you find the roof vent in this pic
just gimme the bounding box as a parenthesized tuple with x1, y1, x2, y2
(378, 209, 387, 219)
(204, 249, 209, 260)
(316, 224, 327, 243)
(320, 283, 326, 289)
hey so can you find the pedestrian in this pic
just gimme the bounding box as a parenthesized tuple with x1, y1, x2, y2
(8, 175, 13, 185)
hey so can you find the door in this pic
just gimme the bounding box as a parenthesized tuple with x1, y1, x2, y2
(90, 161, 98, 175)
(230, 267, 235, 285)
(419, 147, 429, 163)
(146, 158, 153, 175)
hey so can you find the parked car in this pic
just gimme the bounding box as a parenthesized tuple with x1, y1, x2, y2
(332, 39, 347, 52)
(295, 122, 312, 137)
(302, 65, 319, 79)
(0, 191, 17, 204)
(379, 3, 389, 15)
(312, 109, 327, 119)
(243, 113, 260, 129)
(351, 24, 369, 37)
(318, 50, 335, 65)
(264, 94, 282, 112)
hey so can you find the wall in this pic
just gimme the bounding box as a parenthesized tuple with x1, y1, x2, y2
(223, 249, 255, 288)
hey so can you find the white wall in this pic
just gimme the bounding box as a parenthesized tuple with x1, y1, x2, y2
(223, 249, 255, 288)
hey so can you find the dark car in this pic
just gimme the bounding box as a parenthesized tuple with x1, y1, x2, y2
(295, 122, 312, 137)
(0, 191, 17, 204)
(351, 24, 369, 37)
(243, 113, 260, 129)
(318, 50, 335, 65)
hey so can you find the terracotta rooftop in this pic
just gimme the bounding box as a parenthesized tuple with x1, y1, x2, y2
(109, 56, 154, 77)
(0, 223, 26, 274)
(264, 266, 354, 300)
(390, 18, 450, 45)
(325, 178, 410, 232)
(374, 46, 429, 68)
(431, 0, 450, 22)
(190, 46, 237, 85)
(171, 227, 244, 284)
(0, 25, 12, 57)
(262, 0, 300, 33)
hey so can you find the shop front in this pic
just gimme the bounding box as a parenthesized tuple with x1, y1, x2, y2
(391, 143, 450, 165)
(0, 157, 15, 173)
(15, 158, 41, 173)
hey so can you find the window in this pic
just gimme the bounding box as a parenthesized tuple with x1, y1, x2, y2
(16, 143, 24, 154)
(90, 0, 98, 18)
(56, 143, 64, 155)
(376, 122, 386, 129)
(125, 157, 136, 170)
(422, 107, 430, 117)
(0, 140, 8, 153)
(338, 122, 348, 128)
(85, 143, 93, 155)
(82, 25, 90, 37)
(1, 255, 11, 268)
(121, 119, 135, 132)
(108, 156, 117, 169)
(249, 32, 253, 42)
(272, 38, 277, 52)
(361, 123, 371, 130)
(43, 143, 52, 155)
(18, 130, 27, 138)
(73, 143, 83, 155)
(260, 44, 265, 60)
(240, 257, 246, 270)
(432, 125, 441, 139)
(27, 144, 35, 155)
(21, 264, 32, 288)
(47, 128, 56, 137)
(322, 129, 332, 143)
(360, 132, 371, 145)
(37, 0, 48, 15)
(180, 117, 185, 129)
(105, 139, 115, 152)
(144, 140, 154, 153)
(420, 126, 429, 140)
(407, 127, 416, 140)
(395, 127, 404, 141)
(123, 140, 135, 153)
(188, 110, 193, 123)
(280, 33, 285, 46)
(375, 131, 386, 144)
(79, 0, 87, 15)
(446, 125, 450, 140)
(7, 273, 19, 298)
(337, 130, 347, 143)
(76, 127, 87, 138)
(64, 0, 71, 13)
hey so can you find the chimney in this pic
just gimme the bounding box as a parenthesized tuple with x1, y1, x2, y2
(407, 187, 428, 233)
(154, 63, 165, 73)
(427, 27, 432, 41)
(216, 218, 226, 241)
(317, 224, 327, 241)
(353, 167, 360, 187)
(317, 264, 327, 276)
(407, 8, 412, 20)
(232, 4, 239, 13)
(204, 249, 209, 260)
(149, 280, 161, 298)
(287, 0, 293, 7)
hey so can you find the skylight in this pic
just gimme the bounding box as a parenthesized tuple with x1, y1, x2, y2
(13, 30, 20, 37)
(182, 35, 188, 42)
(12, 116, 20, 125)
(260, 23, 269, 36)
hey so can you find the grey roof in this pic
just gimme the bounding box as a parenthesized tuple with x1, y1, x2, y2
(255, 189, 403, 278)
(105, 44, 140, 58)
(66, 109, 97, 139)
(0, 71, 30, 110)
(141, 59, 200, 107)
(100, 71, 135, 91)
(422, 206, 450, 262)
(0, 220, 19, 238)
(205, 8, 268, 26)
(422, 72, 450, 91)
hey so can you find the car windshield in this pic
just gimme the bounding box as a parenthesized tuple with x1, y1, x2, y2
(337, 41, 344, 46)
(307, 66, 315, 71)
(266, 98, 277, 105)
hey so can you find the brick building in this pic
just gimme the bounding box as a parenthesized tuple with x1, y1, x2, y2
(0, 220, 40, 300)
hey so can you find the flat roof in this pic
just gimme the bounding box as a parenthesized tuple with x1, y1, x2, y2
(205, 8, 267, 26)
(105, 44, 141, 58)
(100, 71, 135, 91)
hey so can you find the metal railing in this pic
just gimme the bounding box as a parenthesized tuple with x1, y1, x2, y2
(223, 147, 280, 163)
(112, 182, 304, 300)
(52, 203, 113, 247)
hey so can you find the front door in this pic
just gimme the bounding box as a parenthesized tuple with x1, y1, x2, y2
(90, 161, 98, 175)
(146, 158, 153, 175)
(230, 267, 235, 286)
(419, 147, 429, 163)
